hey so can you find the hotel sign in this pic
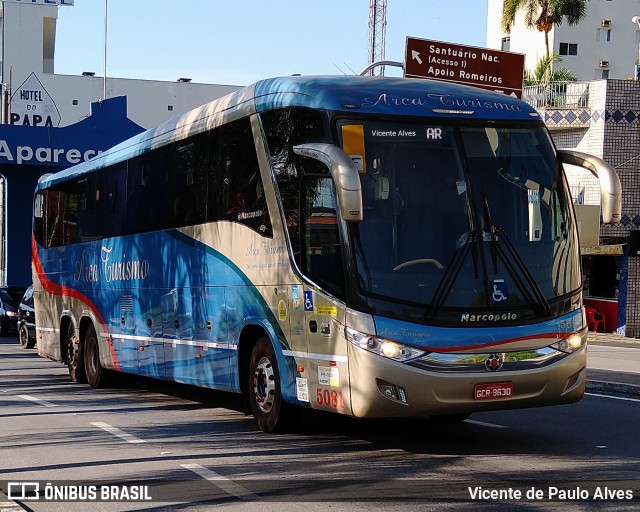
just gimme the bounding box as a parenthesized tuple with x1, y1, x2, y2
(1, 0, 74, 5)
(405, 37, 525, 98)
(10, 72, 62, 127)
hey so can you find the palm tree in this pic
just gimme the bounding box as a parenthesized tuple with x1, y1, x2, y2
(524, 53, 577, 85)
(501, 0, 589, 58)
(524, 54, 579, 109)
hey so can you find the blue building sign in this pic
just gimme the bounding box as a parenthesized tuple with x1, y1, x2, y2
(0, 96, 144, 285)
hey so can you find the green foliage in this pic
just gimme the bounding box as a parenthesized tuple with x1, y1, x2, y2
(524, 53, 577, 85)
(501, 0, 589, 56)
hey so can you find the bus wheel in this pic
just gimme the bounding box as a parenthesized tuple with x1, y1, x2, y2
(249, 337, 295, 433)
(66, 323, 86, 383)
(19, 324, 35, 349)
(84, 324, 106, 388)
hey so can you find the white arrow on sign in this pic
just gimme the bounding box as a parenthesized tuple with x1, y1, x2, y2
(412, 50, 423, 65)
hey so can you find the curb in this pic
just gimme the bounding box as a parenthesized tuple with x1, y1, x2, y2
(585, 380, 640, 397)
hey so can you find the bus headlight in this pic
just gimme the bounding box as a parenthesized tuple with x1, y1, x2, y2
(344, 326, 425, 362)
(550, 334, 585, 354)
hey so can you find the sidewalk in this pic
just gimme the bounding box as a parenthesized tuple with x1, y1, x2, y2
(586, 331, 640, 397)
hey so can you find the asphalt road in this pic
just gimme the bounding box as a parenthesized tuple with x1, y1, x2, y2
(1, 336, 639, 511)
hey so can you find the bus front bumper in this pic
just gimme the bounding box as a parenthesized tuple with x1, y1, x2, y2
(347, 343, 587, 419)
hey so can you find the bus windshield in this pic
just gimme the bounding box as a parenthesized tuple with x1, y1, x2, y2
(338, 120, 580, 312)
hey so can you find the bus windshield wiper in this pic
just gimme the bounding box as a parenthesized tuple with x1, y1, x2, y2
(478, 193, 550, 315)
(482, 194, 498, 274)
(427, 196, 478, 320)
(490, 225, 551, 316)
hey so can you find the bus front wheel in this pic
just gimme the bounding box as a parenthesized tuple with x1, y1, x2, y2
(84, 324, 107, 388)
(248, 337, 296, 433)
(66, 323, 86, 384)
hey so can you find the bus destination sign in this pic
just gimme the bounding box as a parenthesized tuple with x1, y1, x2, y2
(404, 37, 525, 98)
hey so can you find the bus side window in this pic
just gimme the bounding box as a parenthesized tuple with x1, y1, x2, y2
(33, 192, 46, 247)
(169, 133, 209, 227)
(126, 151, 166, 234)
(301, 176, 344, 297)
(261, 107, 332, 268)
(213, 118, 272, 237)
(35, 186, 79, 248)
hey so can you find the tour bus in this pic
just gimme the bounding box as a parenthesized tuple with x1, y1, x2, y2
(32, 76, 621, 432)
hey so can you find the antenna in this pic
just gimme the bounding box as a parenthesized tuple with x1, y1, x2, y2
(368, 0, 388, 76)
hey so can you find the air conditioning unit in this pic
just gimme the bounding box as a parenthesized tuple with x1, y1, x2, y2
(600, 60, 610, 68)
(601, 19, 611, 27)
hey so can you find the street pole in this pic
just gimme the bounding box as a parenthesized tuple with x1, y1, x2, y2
(103, 0, 108, 99)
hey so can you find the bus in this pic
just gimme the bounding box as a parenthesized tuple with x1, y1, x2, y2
(32, 76, 621, 432)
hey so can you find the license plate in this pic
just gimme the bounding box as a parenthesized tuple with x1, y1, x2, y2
(474, 382, 513, 400)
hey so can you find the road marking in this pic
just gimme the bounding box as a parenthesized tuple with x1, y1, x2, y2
(17, 394, 58, 407)
(181, 463, 258, 501)
(465, 419, 508, 429)
(91, 421, 146, 444)
(0, 502, 24, 512)
(585, 392, 640, 403)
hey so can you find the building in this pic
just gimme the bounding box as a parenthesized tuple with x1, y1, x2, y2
(523, 78, 640, 336)
(0, 1, 239, 286)
(487, 2, 640, 337)
(486, 0, 640, 81)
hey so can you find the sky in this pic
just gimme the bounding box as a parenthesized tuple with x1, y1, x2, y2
(54, 0, 488, 87)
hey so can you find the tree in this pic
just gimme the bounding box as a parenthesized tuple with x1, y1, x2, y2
(524, 53, 577, 85)
(501, 0, 589, 58)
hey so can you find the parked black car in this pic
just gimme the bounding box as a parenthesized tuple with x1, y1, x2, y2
(0, 285, 27, 337)
(18, 285, 36, 349)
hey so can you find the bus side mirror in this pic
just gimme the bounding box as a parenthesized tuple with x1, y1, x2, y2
(293, 143, 363, 222)
(557, 149, 622, 225)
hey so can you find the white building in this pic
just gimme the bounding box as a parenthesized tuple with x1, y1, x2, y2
(486, 0, 640, 81)
(0, 0, 240, 286)
(0, 1, 239, 129)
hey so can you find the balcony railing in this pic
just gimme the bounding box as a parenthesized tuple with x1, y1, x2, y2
(523, 81, 590, 110)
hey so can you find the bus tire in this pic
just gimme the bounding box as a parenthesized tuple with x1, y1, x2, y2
(84, 323, 107, 388)
(248, 337, 296, 433)
(66, 322, 86, 383)
(19, 324, 35, 349)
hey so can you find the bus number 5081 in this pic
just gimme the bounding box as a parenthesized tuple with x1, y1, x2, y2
(316, 388, 344, 409)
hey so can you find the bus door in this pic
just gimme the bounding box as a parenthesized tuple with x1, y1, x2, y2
(299, 176, 350, 414)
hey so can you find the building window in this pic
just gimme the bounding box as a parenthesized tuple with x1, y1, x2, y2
(559, 43, 578, 56)
(597, 29, 613, 42)
(501, 36, 510, 51)
(601, 69, 610, 79)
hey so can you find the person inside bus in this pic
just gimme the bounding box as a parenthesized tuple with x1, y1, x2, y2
(253, 180, 265, 211)
(227, 191, 247, 221)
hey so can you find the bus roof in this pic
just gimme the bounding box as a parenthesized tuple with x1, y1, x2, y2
(36, 75, 540, 191)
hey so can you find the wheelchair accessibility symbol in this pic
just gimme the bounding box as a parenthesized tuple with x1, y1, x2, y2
(304, 291, 314, 312)
(491, 280, 508, 304)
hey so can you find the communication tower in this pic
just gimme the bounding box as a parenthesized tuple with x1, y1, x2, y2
(368, 0, 387, 76)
